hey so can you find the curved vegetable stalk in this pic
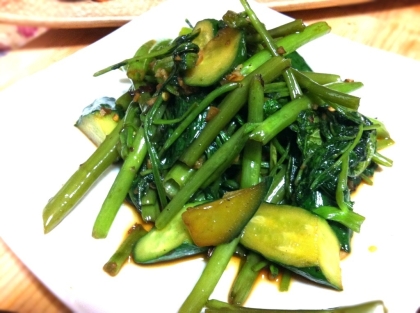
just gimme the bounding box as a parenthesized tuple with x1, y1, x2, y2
(156, 123, 257, 230)
(291, 69, 360, 110)
(181, 76, 269, 313)
(42, 119, 124, 234)
(93, 31, 199, 77)
(125, 39, 157, 88)
(205, 299, 388, 313)
(179, 238, 240, 313)
(230, 74, 266, 305)
(103, 224, 147, 276)
(180, 56, 291, 167)
(160, 82, 239, 154)
(240, 0, 302, 100)
(229, 252, 264, 305)
(240, 22, 331, 76)
(92, 126, 148, 239)
(250, 96, 312, 145)
(312, 125, 366, 233)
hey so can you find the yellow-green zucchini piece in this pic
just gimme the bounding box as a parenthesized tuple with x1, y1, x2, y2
(240, 203, 343, 290)
(182, 180, 268, 247)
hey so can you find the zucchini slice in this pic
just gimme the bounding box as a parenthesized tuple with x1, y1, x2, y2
(240, 203, 343, 290)
(192, 19, 219, 49)
(75, 97, 121, 146)
(183, 26, 246, 87)
(132, 203, 198, 264)
(182, 180, 269, 247)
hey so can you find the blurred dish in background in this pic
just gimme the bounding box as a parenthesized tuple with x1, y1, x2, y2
(0, 23, 46, 54)
(0, 0, 373, 28)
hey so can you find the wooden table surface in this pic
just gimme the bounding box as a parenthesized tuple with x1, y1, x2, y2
(1, 0, 420, 312)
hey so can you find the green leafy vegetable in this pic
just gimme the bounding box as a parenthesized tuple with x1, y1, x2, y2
(42, 0, 394, 312)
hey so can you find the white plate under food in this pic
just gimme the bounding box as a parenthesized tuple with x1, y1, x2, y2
(0, 0, 418, 312)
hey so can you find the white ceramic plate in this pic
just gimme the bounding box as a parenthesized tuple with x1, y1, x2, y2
(0, 0, 419, 312)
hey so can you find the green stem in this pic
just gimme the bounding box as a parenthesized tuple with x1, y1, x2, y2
(312, 125, 365, 232)
(265, 164, 287, 204)
(283, 68, 302, 100)
(43, 119, 124, 234)
(279, 268, 292, 291)
(126, 39, 157, 89)
(179, 237, 240, 313)
(311, 125, 363, 191)
(263, 82, 289, 96)
(205, 299, 387, 313)
(372, 151, 393, 167)
(229, 252, 263, 305)
(240, 0, 302, 99)
(119, 102, 141, 160)
(291, 69, 360, 110)
(325, 81, 364, 93)
(230, 73, 266, 307)
(160, 82, 239, 154)
(93, 126, 147, 238)
(300, 72, 341, 85)
(241, 74, 264, 188)
(180, 56, 291, 167)
(250, 96, 312, 145)
(102, 224, 147, 276)
(93, 35, 193, 77)
(140, 187, 160, 223)
(246, 19, 306, 43)
(240, 0, 278, 56)
(144, 94, 168, 209)
(155, 124, 256, 230)
(240, 22, 331, 76)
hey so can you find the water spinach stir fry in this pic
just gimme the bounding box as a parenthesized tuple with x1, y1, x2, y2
(42, 0, 393, 311)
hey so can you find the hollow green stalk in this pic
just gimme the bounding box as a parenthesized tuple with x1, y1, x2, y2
(179, 237, 240, 313)
(102, 224, 147, 276)
(140, 188, 160, 223)
(246, 19, 306, 43)
(92, 126, 147, 238)
(279, 268, 292, 291)
(240, 0, 302, 99)
(240, 22, 331, 76)
(144, 94, 168, 209)
(93, 34, 194, 77)
(250, 96, 312, 145)
(312, 125, 366, 232)
(372, 152, 393, 167)
(180, 56, 290, 167)
(205, 299, 387, 313)
(126, 39, 157, 89)
(155, 124, 256, 230)
(229, 252, 264, 306)
(160, 82, 239, 155)
(291, 69, 360, 110)
(240, 74, 264, 188)
(299, 72, 341, 85)
(43, 119, 124, 234)
(228, 74, 266, 306)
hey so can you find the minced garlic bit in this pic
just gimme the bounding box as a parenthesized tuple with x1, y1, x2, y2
(206, 106, 220, 121)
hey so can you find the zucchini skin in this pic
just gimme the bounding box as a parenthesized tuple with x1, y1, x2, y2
(183, 26, 247, 87)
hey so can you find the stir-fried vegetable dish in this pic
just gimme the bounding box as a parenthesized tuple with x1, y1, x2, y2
(42, 0, 393, 311)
